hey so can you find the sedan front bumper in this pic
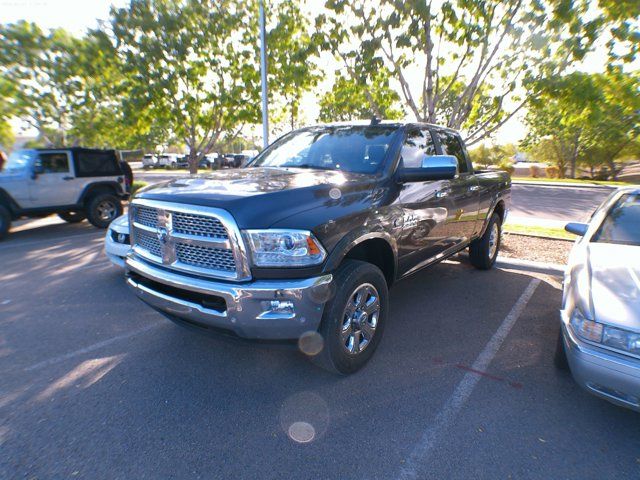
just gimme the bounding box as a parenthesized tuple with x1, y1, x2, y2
(125, 255, 332, 340)
(561, 312, 640, 411)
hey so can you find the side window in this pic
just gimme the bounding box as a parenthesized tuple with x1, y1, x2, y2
(437, 131, 469, 174)
(75, 150, 120, 177)
(400, 128, 436, 168)
(37, 153, 69, 174)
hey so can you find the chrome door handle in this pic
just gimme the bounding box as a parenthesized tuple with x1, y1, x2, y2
(435, 189, 450, 198)
(63, 176, 74, 181)
(468, 185, 480, 192)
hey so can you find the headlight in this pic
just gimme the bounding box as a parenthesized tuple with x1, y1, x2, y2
(569, 308, 640, 356)
(243, 229, 326, 267)
(603, 326, 640, 355)
(569, 309, 603, 342)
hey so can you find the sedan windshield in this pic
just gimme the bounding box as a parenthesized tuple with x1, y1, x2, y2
(250, 126, 399, 174)
(592, 193, 640, 246)
(3, 149, 35, 173)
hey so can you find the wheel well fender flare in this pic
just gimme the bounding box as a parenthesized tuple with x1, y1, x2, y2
(322, 228, 398, 283)
(0, 188, 21, 216)
(79, 182, 121, 205)
(479, 197, 506, 237)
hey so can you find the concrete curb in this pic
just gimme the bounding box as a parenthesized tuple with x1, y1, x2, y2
(495, 256, 565, 277)
(512, 180, 617, 190)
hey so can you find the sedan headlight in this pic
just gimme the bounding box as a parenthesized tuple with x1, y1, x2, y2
(569, 308, 640, 356)
(243, 229, 326, 267)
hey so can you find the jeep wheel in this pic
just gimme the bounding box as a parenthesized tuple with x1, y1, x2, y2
(469, 213, 501, 270)
(58, 211, 86, 223)
(0, 205, 11, 241)
(86, 193, 122, 229)
(310, 260, 388, 375)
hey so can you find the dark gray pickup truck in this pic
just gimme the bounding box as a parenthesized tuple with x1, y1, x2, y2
(125, 121, 510, 374)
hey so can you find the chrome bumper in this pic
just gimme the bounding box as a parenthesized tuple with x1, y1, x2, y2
(126, 255, 332, 340)
(561, 311, 640, 411)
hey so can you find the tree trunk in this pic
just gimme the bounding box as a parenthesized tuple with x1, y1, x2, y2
(188, 151, 198, 175)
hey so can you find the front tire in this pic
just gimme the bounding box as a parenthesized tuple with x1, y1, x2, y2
(58, 211, 86, 223)
(0, 205, 11, 241)
(310, 260, 388, 375)
(469, 213, 501, 270)
(86, 193, 122, 229)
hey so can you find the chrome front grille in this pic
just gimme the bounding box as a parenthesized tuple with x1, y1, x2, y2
(175, 244, 236, 271)
(172, 212, 228, 239)
(130, 200, 250, 281)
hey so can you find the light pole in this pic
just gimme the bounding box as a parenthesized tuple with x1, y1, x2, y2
(259, 0, 269, 149)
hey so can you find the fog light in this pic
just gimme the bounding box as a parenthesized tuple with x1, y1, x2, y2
(260, 300, 295, 319)
(118, 233, 128, 244)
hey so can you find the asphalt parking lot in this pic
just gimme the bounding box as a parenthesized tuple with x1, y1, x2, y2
(1, 219, 639, 480)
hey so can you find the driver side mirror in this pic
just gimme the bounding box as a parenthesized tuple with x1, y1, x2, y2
(565, 222, 588, 236)
(399, 155, 458, 182)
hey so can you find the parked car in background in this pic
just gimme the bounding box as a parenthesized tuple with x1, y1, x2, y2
(219, 153, 239, 168)
(0, 148, 129, 240)
(157, 154, 183, 169)
(556, 187, 640, 411)
(125, 121, 510, 374)
(105, 214, 130, 267)
(199, 153, 219, 169)
(142, 154, 158, 169)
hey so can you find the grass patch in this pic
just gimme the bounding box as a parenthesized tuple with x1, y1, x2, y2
(511, 176, 636, 186)
(503, 223, 577, 240)
(131, 181, 148, 197)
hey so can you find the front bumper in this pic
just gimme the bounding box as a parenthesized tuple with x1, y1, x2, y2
(561, 311, 640, 411)
(125, 255, 332, 340)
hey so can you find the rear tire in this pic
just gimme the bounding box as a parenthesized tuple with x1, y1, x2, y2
(0, 205, 11, 241)
(58, 211, 86, 223)
(86, 193, 122, 229)
(310, 260, 388, 375)
(554, 327, 569, 370)
(469, 213, 501, 270)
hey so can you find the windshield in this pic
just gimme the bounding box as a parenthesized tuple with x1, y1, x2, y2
(250, 126, 399, 174)
(3, 150, 36, 173)
(592, 193, 640, 246)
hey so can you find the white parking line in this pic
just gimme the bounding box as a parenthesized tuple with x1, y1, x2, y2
(24, 322, 164, 372)
(398, 278, 541, 480)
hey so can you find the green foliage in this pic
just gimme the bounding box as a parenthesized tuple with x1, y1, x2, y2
(523, 71, 640, 179)
(317, 0, 638, 144)
(468, 143, 516, 169)
(318, 69, 404, 122)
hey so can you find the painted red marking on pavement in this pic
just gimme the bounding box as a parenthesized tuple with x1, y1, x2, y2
(455, 364, 522, 389)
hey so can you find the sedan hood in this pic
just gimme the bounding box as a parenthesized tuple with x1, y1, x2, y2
(136, 167, 378, 229)
(588, 243, 640, 331)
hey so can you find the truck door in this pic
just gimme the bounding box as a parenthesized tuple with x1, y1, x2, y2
(396, 127, 456, 277)
(434, 130, 480, 244)
(31, 151, 77, 207)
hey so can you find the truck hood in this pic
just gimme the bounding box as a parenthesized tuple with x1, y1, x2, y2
(136, 167, 378, 229)
(588, 243, 640, 331)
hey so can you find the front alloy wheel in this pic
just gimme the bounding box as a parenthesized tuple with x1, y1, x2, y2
(341, 283, 380, 355)
(310, 260, 388, 375)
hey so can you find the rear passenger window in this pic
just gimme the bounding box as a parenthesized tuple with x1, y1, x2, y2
(436, 131, 469, 174)
(400, 128, 436, 168)
(75, 150, 121, 177)
(37, 153, 69, 173)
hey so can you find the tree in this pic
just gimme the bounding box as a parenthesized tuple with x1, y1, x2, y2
(0, 21, 85, 146)
(319, 68, 404, 122)
(317, 0, 636, 144)
(523, 71, 639, 179)
(468, 143, 515, 169)
(264, 0, 320, 131)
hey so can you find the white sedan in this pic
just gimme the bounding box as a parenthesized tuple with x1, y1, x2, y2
(556, 187, 640, 411)
(105, 214, 131, 268)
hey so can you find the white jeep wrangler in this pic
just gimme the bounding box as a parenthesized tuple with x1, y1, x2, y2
(0, 148, 130, 240)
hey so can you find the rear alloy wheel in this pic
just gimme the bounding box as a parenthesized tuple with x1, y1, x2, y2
(310, 260, 388, 375)
(469, 213, 501, 270)
(86, 193, 122, 229)
(58, 211, 86, 223)
(0, 205, 11, 241)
